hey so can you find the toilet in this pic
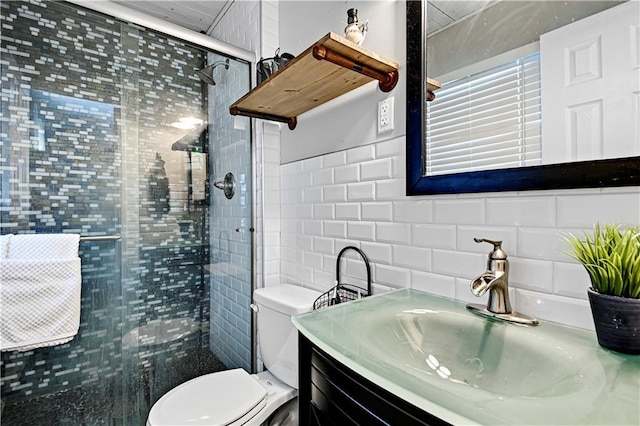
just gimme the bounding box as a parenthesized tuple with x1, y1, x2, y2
(146, 284, 320, 426)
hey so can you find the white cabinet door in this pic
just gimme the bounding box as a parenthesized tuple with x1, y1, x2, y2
(541, 1, 640, 164)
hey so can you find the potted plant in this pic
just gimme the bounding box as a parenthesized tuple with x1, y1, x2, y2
(563, 223, 640, 354)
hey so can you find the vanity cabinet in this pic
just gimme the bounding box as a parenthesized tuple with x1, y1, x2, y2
(298, 334, 450, 426)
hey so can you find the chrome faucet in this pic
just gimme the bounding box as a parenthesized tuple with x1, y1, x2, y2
(467, 238, 538, 325)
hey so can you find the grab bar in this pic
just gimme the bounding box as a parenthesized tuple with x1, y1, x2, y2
(79, 235, 121, 242)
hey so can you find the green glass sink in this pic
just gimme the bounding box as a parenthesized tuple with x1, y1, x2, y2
(293, 289, 640, 425)
(363, 307, 582, 397)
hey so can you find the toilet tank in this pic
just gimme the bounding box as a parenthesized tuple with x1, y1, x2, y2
(253, 284, 320, 389)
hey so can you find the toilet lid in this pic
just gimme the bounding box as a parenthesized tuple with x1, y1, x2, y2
(148, 368, 267, 426)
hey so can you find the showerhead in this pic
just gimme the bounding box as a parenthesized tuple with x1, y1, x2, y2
(196, 58, 230, 85)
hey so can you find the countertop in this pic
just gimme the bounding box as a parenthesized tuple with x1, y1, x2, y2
(293, 288, 640, 425)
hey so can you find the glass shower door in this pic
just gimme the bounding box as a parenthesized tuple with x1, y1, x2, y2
(1, 1, 125, 423)
(117, 21, 252, 426)
(1, 1, 253, 424)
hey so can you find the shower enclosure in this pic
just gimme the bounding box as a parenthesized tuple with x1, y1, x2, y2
(0, 1, 253, 424)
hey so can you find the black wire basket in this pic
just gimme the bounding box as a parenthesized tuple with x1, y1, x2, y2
(313, 283, 369, 310)
(313, 246, 372, 310)
(257, 48, 295, 85)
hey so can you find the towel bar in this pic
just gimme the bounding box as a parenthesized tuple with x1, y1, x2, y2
(79, 235, 121, 242)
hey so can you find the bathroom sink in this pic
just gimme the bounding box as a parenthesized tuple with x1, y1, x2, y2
(359, 307, 582, 397)
(294, 289, 640, 425)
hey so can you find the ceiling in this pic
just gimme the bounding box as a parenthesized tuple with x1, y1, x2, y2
(112, 0, 232, 34)
(426, 1, 494, 35)
(111, 1, 493, 37)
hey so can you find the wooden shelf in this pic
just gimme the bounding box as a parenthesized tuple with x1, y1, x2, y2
(426, 77, 442, 101)
(229, 32, 400, 130)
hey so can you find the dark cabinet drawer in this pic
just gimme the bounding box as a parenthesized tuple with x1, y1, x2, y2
(299, 333, 451, 426)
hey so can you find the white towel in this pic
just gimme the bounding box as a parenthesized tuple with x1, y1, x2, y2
(0, 233, 81, 352)
(2, 233, 80, 260)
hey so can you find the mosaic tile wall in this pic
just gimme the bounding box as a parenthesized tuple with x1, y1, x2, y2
(0, 1, 241, 422)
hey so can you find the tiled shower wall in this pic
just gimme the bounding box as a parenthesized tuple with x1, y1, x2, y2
(206, 0, 258, 371)
(280, 137, 640, 331)
(1, 0, 213, 411)
(210, 0, 282, 293)
(207, 52, 252, 370)
(207, 0, 282, 370)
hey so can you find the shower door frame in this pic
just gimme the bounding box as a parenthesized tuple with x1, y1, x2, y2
(66, 1, 255, 64)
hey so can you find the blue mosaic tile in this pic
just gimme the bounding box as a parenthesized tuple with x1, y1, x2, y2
(0, 1, 242, 423)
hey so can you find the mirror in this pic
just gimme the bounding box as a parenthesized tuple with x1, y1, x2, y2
(406, 0, 640, 195)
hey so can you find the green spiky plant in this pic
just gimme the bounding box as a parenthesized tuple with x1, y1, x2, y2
(563, 224, 640, 299)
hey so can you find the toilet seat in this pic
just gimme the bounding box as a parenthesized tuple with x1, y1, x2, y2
(147, 369, 267, 426)
(148, 284, 320, 426)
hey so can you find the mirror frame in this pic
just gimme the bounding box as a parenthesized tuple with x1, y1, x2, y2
(405, 0, 640, 196)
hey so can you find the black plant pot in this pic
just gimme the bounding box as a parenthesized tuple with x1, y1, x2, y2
(588, 288, 640, 355)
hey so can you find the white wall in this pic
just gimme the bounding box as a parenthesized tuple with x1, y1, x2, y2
(279, 0, 406, 163)
(278, 0, 640, 330)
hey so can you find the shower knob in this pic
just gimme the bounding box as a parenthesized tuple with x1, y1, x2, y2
(213, 172, 236, 199)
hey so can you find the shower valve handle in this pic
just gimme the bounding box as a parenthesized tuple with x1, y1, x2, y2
(213, 172, 236, 199)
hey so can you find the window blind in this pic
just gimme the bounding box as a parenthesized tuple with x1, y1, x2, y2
(425, 53, 542, 176)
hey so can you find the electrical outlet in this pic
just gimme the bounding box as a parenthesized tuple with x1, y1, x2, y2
(378, 97, 394, 133)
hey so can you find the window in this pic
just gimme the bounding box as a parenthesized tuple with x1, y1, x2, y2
(425, 53, 541, 176)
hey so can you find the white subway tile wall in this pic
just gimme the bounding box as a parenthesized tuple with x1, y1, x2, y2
(208, 0, 265, 370)
(281, 136, 640, 331)
(207, 53, 253, 371)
